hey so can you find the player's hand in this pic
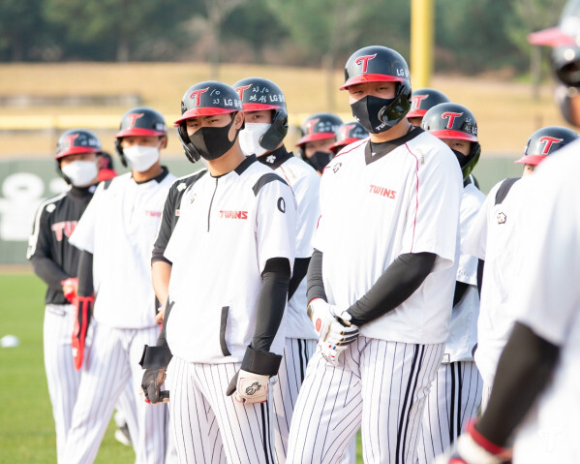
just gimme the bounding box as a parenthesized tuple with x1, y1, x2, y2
(155, 305, 165, 324)
(61, 277, 79, 303)
(226, 369, 270, 404)
(72, 295, 93, 370)
(139, 344, 173, 404)
(435, 422, 512, 464)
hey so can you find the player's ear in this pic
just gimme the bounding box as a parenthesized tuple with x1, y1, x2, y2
(234, 111, 245, 131)
(159, 136, 168, 150)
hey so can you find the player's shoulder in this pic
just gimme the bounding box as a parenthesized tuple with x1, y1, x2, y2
(99, 172, 132, 191)
(410, 130, 456, 162)
(246, 160, 290, 196)
(322, 139, 367, 175)
(170, 168, 208, 192)
(279, 155, 320, 185)
(462, 183, 486, 212)
(36, 191, 68, 217)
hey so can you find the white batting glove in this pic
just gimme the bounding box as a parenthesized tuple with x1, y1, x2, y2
(308, 299, 359, 366)
(231, 369, 270, 404)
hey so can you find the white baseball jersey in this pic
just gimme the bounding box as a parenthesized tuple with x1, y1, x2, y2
(164, 156, 296, 363)
(264, 153, 320, 340)
(70, 169, 176, 329)
(444, 183, 485, 362)
(504, 144, 580, 463)
(464, 176, 530, 383)
(313, 130, 463, 344)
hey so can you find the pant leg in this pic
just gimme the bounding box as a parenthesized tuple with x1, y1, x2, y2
(62, 322, 134, 464)
(128, 327, 168, 464)
(43, 304, 81, 464)
(360, 341, 444, 464)
(287, 340, 364, 464)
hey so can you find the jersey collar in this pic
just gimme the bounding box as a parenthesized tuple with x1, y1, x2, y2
(134, 166, 169, 185)
(365, 127, 423, 165)
(256, 146, 293, 170)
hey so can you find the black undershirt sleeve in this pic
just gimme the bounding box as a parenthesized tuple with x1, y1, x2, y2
(477, 259, 485, 297)
(453, 281, 469, 307)
(306, 249, 327, 303)
(251, 257, 291, 352)
(288, 257, 310, 301)
(347, 252, 437, 326)
(77, 251, 94, 298)
(476, 322, 559, 447)
(31, 256, 69, 292)
(151, 246, 172, 265)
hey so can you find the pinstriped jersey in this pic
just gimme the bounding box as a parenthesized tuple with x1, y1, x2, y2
(165, 156, 297, 363)
(70, 169, 176, 329)
(27, 186, 95, 305)
(313, 129, 463, 344)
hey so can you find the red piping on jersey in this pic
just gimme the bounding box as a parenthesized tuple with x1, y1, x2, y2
(404, 142, 420, 253)
(278, 165, 293, 188)
(322, 139, 367, 174)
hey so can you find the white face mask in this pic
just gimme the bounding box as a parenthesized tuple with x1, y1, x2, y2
(123, 144, 160, 172)
(239, 123, 271, 157)
(61, 160, 98, 187)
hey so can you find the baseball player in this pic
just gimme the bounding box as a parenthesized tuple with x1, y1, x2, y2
(27, 129, 104, 463)
(63, 107, 175, 464)
(97, 151, 118, 182)
(328, 122, 368, 155)
(406, 88, 450, 127)
(140, 80, 297, 464)
(417, 102, 485, 463)
(436, 7, 580, 458)
(464, 124, 577, 411)
(286, 45, 463, 464)
(296, 113, 342, 173)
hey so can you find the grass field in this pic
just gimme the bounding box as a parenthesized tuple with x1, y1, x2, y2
(0, 272, 364, 462)
(0, 61, 574, 158)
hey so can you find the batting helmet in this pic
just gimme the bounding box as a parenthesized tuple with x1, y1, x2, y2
(296, 113, 343, 147)
(115, 107, 167, 167)
(233, 77, 288, 152)
(421, 102, 480, 179)
(407, 88, 450, 119)
(55, 129, 102, 183)
(175, 81, 243, 163)
(328, 122, 368, 154)
(516, 125, 578, 166)
(340, 45, 412, 134)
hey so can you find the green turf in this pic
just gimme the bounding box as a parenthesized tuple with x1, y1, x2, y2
(0, 273, 364, 463)
(0, 273, 135, 463)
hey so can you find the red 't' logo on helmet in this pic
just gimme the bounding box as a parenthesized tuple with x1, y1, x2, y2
(305, 118, 320, 135)
(411, 94, 428, 110)
(441, 112, 463, 129)
(355, 54, 377, 73)
(340, 123, 355, 139)
(189, 87, 209, 106)
(235, 84, 252, 101)
(126, 113, 144, 128)
(538, 136, 563, 155)
(63, 133, 79, 149)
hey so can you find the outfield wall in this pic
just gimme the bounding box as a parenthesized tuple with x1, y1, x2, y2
(0, 155, 522, 265)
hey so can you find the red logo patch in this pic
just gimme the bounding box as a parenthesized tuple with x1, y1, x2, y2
(126, 113, 144, 128)
(355, 54, 377, 73)
(219, 210, 248, 219)
(315, 318, 322, 332)
(410, 94, 428, 110)
(189, 87, 209, 106)
(51, 221, 77, 241)
(63, 133, 79, 149)
(441, 112, 463, 129)
(369, 184, 396, 200)
(235, 84, 252, 101)
(339, 123, 356, 140)
(538, 136, 563, 155)
(305, 118, 320, 135)
(145, 211, 162, 217)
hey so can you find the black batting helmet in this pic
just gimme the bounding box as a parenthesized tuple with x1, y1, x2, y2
(55, 129, 102, 182)
(296, 113, 343, 147)
(340, 45, 412, 133)
(233, 77, 288, 151)
(175, 81, 242, 163)
(328, 122, 368, 154)
(407, 88, 450, 119)
(421, 102, 480, 180)
(516, 125, 578, 166)
(114, 107, 167, 167)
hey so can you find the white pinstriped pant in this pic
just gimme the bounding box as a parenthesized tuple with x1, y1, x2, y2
(167, 356, 277, 464)
(62, 321, 167, 464)
(287, 337, 444, 464)
(416, 361, 482, 464)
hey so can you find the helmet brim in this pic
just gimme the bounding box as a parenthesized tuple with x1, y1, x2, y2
(514, 154, 546, 166)
(328, 137, 364, 153)
(174, 107, 238, 126)
(242, 103, 279, 112)
(430, 129, 478, 143)
(116, 128, 167, 138)
(406, 109, 427, 118)
(56, 146, 101, 160)
(296, 132, 335, 147)
(527, 27, 576, 47)
(339, 74, 405, 91)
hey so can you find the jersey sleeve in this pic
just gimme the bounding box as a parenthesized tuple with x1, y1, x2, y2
(401, 146, 462, 270)
(154, 181, 179, 251)
(255, 179, 297, 274)
(456, 187, 485, 285)
(513, 165, 579, 346)
(463, 181, 501, 260)
(311, 168, 330, 253)
(292, 173, 320, 258)
(69, 183, 101, 253)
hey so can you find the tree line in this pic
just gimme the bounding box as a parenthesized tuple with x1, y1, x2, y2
(0, 0, 566, 75)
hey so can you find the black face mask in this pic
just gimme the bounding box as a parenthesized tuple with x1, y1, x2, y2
(451, 148, 470, 168)
(189, 116, 237, 161)
(351, 95, 400, 134)
(307, 151, 333, 173)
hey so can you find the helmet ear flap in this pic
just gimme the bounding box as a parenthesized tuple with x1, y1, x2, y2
(461, 142, 481, 180)
(114, 139, 128, 167)
(177, 124, 201, 163)
(260, 108, 288, 152)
